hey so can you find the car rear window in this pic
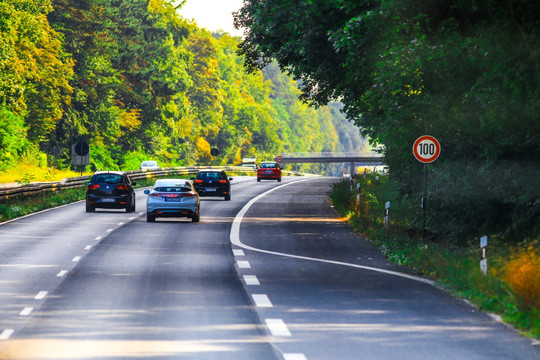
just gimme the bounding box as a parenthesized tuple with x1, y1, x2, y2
(91, 174, 123, 183)
(197, 172, 222, 180)
(154, 187, 192, 192)
(260, 163, 277, 168)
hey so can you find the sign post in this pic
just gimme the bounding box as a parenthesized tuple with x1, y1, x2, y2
(413, 135, 441, 241)
(72, 141, 90, 176)
(480, 236, 488, 275)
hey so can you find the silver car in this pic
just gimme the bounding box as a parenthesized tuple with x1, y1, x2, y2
(144, 179, 200, 222)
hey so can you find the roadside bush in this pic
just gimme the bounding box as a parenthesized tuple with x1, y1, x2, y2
(501, 244, 540, 310)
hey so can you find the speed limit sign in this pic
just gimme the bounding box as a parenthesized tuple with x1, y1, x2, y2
(413, 135, 440, 163)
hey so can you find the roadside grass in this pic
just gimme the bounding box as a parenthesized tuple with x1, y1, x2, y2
(0, 169, 252, 223)
(0, 163, 88, 185)
(330, 176, 540, 340)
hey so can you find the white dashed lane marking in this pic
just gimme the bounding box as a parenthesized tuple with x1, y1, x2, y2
(237, 260, 251, 269)
(252, 294, 273, 307)
(284, 354, 308, 360)
(233, 249, 245, 256)
(56, 270, 68, 277)
(0, 329, 14, 340)
(19, 307, 33, 316)
(243, 275, 260, 285)
(34, 291, 47, 300)
(265, 319, 291, 336)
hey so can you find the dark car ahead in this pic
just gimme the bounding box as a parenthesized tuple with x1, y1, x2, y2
(85, 171, 136, 212)
(193, 170, 232, 200)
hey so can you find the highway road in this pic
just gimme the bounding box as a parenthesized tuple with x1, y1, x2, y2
(0, 176, 538, 359)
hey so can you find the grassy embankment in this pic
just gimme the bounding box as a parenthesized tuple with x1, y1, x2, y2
(0, 163, 255, 222)
(330, 173, 540, 340)
(0, 164, 170, 222)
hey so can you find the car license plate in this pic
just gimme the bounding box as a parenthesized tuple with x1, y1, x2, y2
(265, 170, 273, 173)
(205, 188, 217, 192)
(101, 198, 115, 203)
(164, 197, 181, 202)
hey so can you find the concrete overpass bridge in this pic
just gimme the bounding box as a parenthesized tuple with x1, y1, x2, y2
(274, 152, 385, 174)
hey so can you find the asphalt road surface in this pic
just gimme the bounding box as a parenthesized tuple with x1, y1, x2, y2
(0, 176, 538, 360)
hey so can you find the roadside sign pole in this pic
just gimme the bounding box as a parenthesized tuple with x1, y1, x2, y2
(422, 164, 427, 241)
(413, 135, 441, 242)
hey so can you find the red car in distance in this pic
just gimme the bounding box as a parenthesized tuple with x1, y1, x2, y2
(257, 161, 282, 182)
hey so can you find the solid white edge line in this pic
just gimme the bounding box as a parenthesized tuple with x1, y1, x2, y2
(229, 178, 435, 286)
(72, 256, 81, 262)
(252, 294, 273, 307)
(56, 270, 68, 277)
(265, 319, 291, 337)
(0, 329, 14, 340)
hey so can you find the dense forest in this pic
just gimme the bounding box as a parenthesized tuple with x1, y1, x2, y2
(0, 0, 365, 176)
(235, 0, 539, 244)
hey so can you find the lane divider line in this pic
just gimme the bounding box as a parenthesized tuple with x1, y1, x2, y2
(19, 307, 33, 316)
(265, 319, 291, 337)
(84, 245, 92, 250)
(237, 261, 251, 269)
(56, 270, 68, 277)
(72, 256, 81, 262)
(0, 329, 14, 340)
(284, 354, 308, 360)
(229, 178, 435, 286)
(243, 275, 260, 285)
(34, 291, 47, 300)
(233, 249, 245, 256)
(252, 294, 273, 307)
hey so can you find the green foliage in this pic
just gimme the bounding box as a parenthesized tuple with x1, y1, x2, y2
(235, 0, 540, 243)
(0, 108, 31, 171)
(1, 0, 363, 182)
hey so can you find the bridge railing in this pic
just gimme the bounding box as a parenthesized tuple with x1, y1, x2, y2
(280, 152, 381, 158)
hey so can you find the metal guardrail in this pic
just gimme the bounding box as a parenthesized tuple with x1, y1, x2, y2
(0, 166, 303, 201)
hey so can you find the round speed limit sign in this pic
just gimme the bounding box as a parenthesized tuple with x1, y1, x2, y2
(413, 135, 440, 163)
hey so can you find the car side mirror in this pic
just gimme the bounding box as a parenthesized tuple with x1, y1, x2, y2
(144, 190, 150, 195)
(132, 182, 137, 186)
(229, 177, 233, 181)
(190, 177, 195, 180)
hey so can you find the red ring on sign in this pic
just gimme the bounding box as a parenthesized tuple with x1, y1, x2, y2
(413, 135, 440, 163)
(276, 155, 284, 163)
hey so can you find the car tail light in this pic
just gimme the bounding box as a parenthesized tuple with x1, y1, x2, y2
(116, 185, 129, 190)
(194, 180, 203, 183)
(183, 192, 196, 197)
(87, 184, 99, 190)
(150, 193, 163, 197)
(218, 180, 227, 183)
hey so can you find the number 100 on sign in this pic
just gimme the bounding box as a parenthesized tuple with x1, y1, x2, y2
(413, 135, 440, 163)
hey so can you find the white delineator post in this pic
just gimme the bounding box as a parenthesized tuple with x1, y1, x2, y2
(480, 235, 488, 275)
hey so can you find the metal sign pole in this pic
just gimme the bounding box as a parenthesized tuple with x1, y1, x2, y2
(422, 163, 427, 241)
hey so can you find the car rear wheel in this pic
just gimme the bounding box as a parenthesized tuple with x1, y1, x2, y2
(85, 202, 95, 212)
(224, 194, 231, 201)
(192, 213, 200, 222)
(257, 178, 261, 182)
(277, 178, 281, 182)
(147, 213, 155, 222)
